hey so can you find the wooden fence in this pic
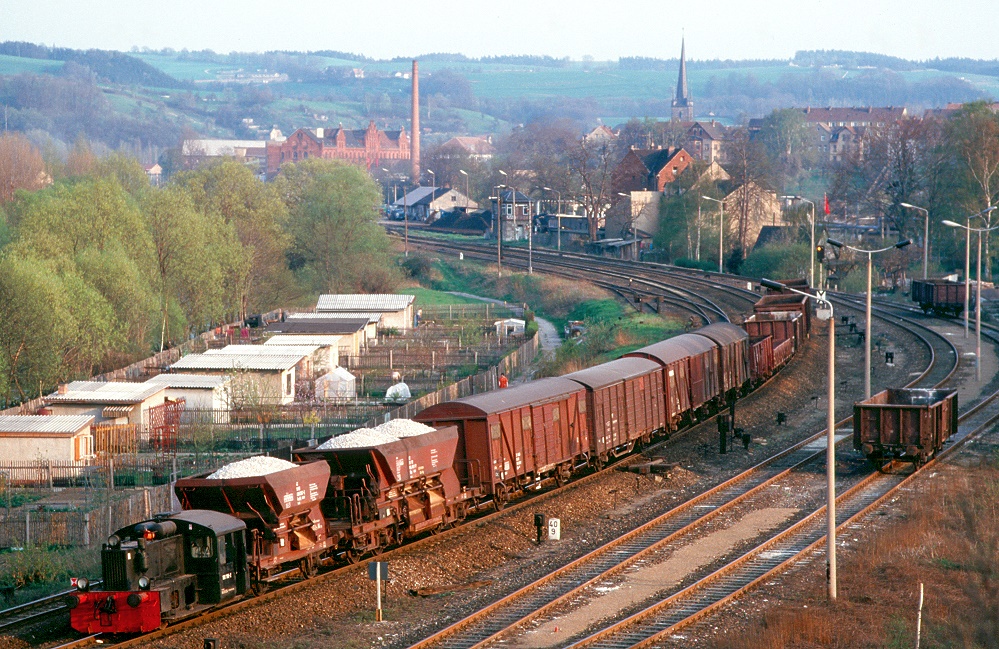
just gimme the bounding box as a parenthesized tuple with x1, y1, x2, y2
(0, 484, 175, 548)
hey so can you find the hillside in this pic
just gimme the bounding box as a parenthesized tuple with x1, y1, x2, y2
(0, 42, 996, 156)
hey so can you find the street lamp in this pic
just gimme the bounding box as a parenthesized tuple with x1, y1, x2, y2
(702, 195, 725, 273)
(826, 238, 911, 399)
(543, 186, 563, 253)
(943, 209, 999, 381)
(493, 183, 507, 277)
(761, 277, 837, 602)
(900, 202, 930, 280)
(426, 168, 435, 188)
(459, 169, 469, 208)
(782, 195, 816, 289)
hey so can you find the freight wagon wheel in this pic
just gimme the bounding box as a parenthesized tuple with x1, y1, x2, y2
(344, 549, 361, 564)
(494, 485, 510, 510)
(299, 555, 318, 578)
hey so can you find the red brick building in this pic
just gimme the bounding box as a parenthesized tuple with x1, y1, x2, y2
(612, 147, 693, 193)
(266, 122, 410, 176)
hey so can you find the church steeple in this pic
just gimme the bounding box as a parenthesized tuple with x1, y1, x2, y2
(672, 38, 693, 122)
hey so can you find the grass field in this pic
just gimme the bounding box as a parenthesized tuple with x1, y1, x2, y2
(0, 53, 62, 75)
(398, 286, 484, 306)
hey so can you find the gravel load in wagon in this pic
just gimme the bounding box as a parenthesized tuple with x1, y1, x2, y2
(296, 425, 461, 487)
(205, 456, 297, 479)
(176, 461, 331, 523)
(316, 419, 436, 449)
(853, 388, 958, 464)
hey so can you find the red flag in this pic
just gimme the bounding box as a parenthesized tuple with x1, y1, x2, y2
(824, 193, 831, 215)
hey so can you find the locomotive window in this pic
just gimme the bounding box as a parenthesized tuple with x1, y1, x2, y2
(490, 423, 501, 440)
(223, 534, 237, 564)
(190, 536, 214, 559)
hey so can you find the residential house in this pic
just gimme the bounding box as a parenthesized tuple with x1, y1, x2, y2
(798, 106, 906, 163)
(0, 415, 95, 463)
(584, 125, 618, 143)
(266, 122, 409, 176)
(686, 121, 729, 164)
(143, 163, 163, 186)
(393, 186, 478, 223)
(437, 136, 496, 159)
(720, 182, 784, 253)
(607, 147, 694, 244)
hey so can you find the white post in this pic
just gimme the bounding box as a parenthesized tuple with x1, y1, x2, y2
(977, 230, 983, 381)
(916, 582, 924, 649)
(810, 205, 816, 290)
(827, 312, 837, 601)
(865, 253, 873, 399)
(965, 218, 971, 338)
(375, 566, 383, 622)
(719, 201, 724, 273)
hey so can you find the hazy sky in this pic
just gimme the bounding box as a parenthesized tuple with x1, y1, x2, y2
(1, 0, 995, 62)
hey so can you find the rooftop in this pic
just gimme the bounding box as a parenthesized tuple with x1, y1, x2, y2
(0, 415, 95, 435)
(144, 374, 231, 389)
(47, 381, 167, 405)
(316, 294, 414, 313)
(170, 354, 305, 372)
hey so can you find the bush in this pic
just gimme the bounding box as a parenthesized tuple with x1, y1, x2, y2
(739, 243, 810, 281)
(674, 257, 718, 272)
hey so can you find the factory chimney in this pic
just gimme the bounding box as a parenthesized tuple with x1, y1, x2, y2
(411, 60, 420, 182)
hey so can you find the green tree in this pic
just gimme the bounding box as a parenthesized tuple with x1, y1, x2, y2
(175, 160, 295, 318)
(276, 159, 398, 293)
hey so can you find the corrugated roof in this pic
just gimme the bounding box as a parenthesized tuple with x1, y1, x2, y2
(266, 319, 369, 335)
(316, 294, 414, 312)
(0, 415, 94, 434)
(47, 381, 166, 404)
(420, 377, 584, 417)
(102, 405, 135, 418)
(171, 354, 304, 372)
(564, 358, 662, 390)
(145, 374, 231, 389)
(287, 312, 382, 323)
(205, 345, 320, 356)
(625, 334, 717, 365)
(692, 323, 749, 347)
(265, 335, 344, 347)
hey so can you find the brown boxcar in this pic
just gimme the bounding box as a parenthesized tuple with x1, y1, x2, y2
(748, 336, 774, 383)
(175, 461, 331, 579)
(754, 293, 811, 334)
(563, 357, 665, 461)
(742, 312, 805, 352)
(625, 333, 721, 423)
(853, 388, 958, 464)
(413, 378, 590, 503)
(294, 426, 476, 552)
(910, 279, 966, 317)
(692, 323, 751, 398)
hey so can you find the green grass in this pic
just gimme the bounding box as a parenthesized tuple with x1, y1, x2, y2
(132, 53, 241, 81)
(399, 286, 484, 305)
(0, 54, 63, 75)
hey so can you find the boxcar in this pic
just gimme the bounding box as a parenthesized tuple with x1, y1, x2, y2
(910, 279, 966, 317)
(742, 312, 804, 353)
(748, 336, 774, 383)
(563, 357, 665, 462)
(414, 377, 589, 504)
(692, 323, 751, 399)
(754, 293, 811, 334)
(625, 333, 721, 423)
(853, 388, 958, 465)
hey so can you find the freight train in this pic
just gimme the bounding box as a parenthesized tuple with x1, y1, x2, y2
(69, 292, 809, 635)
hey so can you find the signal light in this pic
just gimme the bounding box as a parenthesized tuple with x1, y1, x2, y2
(816, 244, 825, 262)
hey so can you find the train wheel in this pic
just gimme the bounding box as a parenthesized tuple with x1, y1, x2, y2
(494, 485, 509, 510)
(344, 549, 361, 564)
(299, 556, 318, 578)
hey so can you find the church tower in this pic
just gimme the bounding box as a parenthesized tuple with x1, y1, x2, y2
(671, 39, 693, 122)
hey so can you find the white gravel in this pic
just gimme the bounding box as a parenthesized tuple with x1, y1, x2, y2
(206, 456, 298, 479)
(316, 419, 437, 449)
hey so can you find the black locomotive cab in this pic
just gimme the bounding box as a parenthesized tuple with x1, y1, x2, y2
(75, 510, 249, 633)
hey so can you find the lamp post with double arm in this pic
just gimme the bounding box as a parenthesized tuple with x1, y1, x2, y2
(826, 238, 911, 399)
(761, 278, 837, 601)
(782, 195, 816, 289)
(943, 210, 999, 381)
(702, 195, 725, 273)
(899, 202, 930, 280)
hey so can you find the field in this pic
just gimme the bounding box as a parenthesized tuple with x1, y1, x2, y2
(0, 53, 62, 75)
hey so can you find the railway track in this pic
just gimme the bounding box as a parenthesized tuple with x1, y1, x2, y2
(387, 237, 974, 649)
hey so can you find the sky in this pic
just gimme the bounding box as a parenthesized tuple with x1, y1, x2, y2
(0, 0, 996, 62)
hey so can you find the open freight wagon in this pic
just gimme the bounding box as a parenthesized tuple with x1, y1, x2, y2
(910, 279, 967, 317)
(175, 461, 332, 581)
(853, 388, 958, 466)
(294, 426, 478, 556)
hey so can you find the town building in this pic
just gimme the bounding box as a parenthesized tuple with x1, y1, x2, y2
(0, 415, 95, 463)
(392, 186, 478, 222)
(437, 136, 496, 159)
(489, 189, 534, 242)
(266, 318, 372, 356)
(266, 123, 410, 176)
(204, 344, 330, 378)
(672, 39, 694, 122)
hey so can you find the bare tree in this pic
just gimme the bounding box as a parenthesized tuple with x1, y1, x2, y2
(0, 132, 47, 204)
(567, 136, 616, 241)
